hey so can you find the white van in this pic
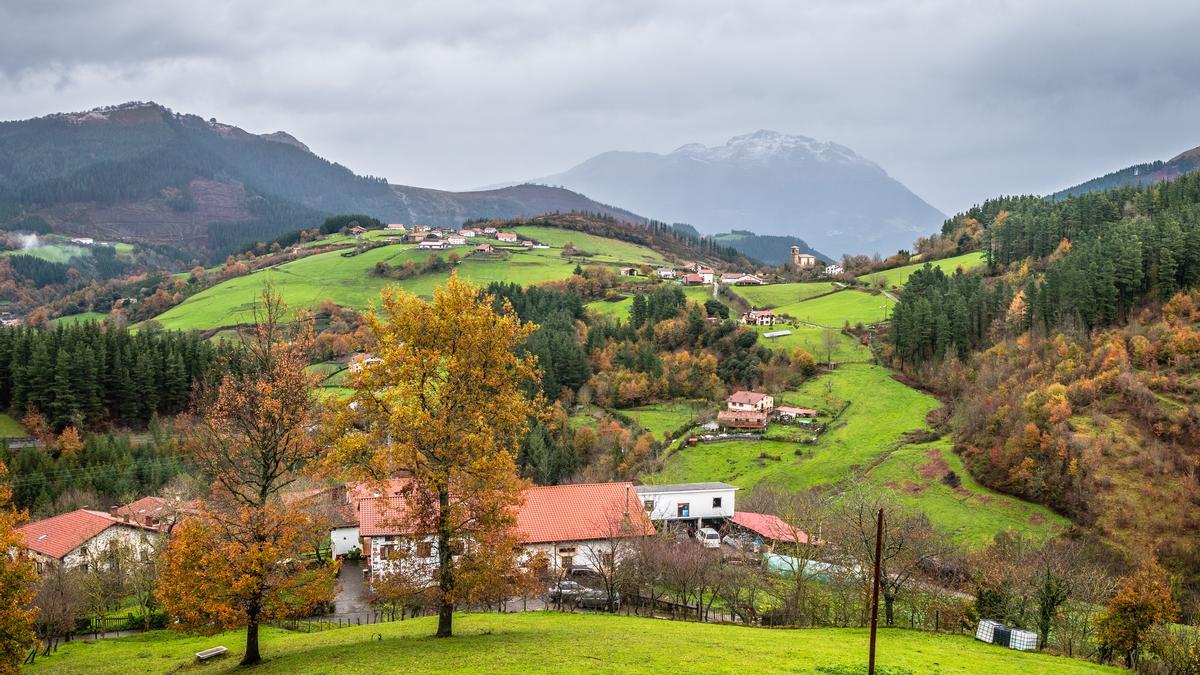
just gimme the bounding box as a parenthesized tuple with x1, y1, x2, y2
(695, 527, 721, 548)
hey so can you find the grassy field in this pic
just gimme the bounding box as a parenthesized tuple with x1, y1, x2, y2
(3, 242, 89, 264)
(746, 325, 869, 362)
(862, 251, 987, 288)
(53, 311, 107, 326)
(775, 289, 895, 328)
(586, 295, 633, 320)
(621, 401, 704, 439)
(644, 364, 1060, 546)
(511, 226, 669, 267)
(730, 282, 835, 309)
(0, 412, 26, 437)
(864, 442, 1068, 547)
(23, 611, 1114, 674)
(151, 231, 669, 330)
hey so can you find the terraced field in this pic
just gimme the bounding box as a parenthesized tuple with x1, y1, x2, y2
(730, 282, 835, 310)
(745, 324, 869, 361)
(775, 289, 894, 328)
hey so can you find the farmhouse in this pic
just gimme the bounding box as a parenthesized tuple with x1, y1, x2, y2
(112, 496, 194, 531)
(697, 268, 715, 284)
(727, 390, 775, 413)
(619, 267, 639, 276)
(475, 243, 495, 254)
(70, 237, 95, 245)
(349, 225, 367, 236)
(521, 240, 535, 247)
(727, 511, 816, 552)
(359, 481, 654, 578)
(681, 273, 705, 285)
(496, 232, 518, 242)
(447, 235, 467, 246)
(348, 352, 383, 372)
(459, 229, 477, 237)
(415, 225, 432, 233)
(635, 482, 737, 528)
(386, 223, 406, 231)
(402, 233, 426, 244)
(741, 310, 776, 326)
(418, 239, 451, 250)
(656, 268, 677, 279)
(716, 409, 768, 430)
(721, 273, 764, 286)
(483, 227, 498, 235)
(825, 264, 844, 276)
(18, 509, 161, 572)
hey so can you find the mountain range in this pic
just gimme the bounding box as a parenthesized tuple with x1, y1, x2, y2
(1051, 144, 1200, 199)
(519, 130, 947, 258)
(0, 102, 643, 260)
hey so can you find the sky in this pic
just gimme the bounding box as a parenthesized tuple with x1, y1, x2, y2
(2, 0, 1199, 215)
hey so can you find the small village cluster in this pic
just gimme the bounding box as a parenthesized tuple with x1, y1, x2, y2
(347, 222, 549, 254)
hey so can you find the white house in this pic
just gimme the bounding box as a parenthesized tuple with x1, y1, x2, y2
(635, 483, 738, 527)
(727, 390, 775, 413)
(721, 273, 764, 286)
(447, 235, 467, 246)
(70, 237, 95, 246)
(18, 509, 161, 573)
(418, 239, 451, 250)
(741, 310, 776, 326)
(697, 268, 715, 284)
(460, 229, 477, 237)
(656, 268, 677, 279)
(825, 264, 844, 276)
(386, 223, 406, 231)
(496, 232, 518, 242)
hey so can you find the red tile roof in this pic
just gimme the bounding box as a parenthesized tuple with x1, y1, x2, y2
(357, 481, 656, 544)
(517, 482, 654, 544)
(775, 406, 817, 417)
(728, 391, 771, 405)
(730, 511, 812, 545)
(717, 410, 767, 428)
(18, 509, 156, 560)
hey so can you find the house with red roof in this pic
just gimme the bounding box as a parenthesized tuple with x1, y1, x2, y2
(18, 509, 161, 572)
(741, 309, 776, 326)
(727, 390, 775, 413)
(111, 496, 195, 532)
(717, 409, 768, 430)
(727, 511, 818, 552)
(496, 232, 518, 242)
(356, 481, 654, 578)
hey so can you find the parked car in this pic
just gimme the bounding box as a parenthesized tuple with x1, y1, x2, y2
(575, 589, 620, 611)
(547, 580, 591, 603)
(695, 527, 721, 548)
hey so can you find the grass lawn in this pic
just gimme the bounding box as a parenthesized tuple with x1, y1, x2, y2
(511, 226, 669, 267)
(22, 611, 1114, 674)
(747, 325, 869, 362)
(643, 364, 1058, 546)
(151, 231, 669, 331)
(0, 412, 26, 437)
(586, 296, 633, 320)
(3, 243, 89, 264)
(621, 401, 704, 439)
(862, 251, 987, 288)
(775, 289, 894, 328)
(864, 442, 1068, 547)
(53, 311, 107, 326)
(682, 285, 714, 305)
(730, 282, 835, 309)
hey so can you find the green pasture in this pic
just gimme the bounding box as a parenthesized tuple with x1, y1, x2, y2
(862, 251, 986, 288)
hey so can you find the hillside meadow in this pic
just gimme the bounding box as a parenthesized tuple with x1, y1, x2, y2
(644, 364, 1067, 546)
(23, 612, 1115, 674)
(861, 251, 986, 288)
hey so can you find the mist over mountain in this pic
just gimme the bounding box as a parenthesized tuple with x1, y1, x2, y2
(524, 130, 946, 258)
(1050, 144, 1200, 199)
(0, 102, 645, 260)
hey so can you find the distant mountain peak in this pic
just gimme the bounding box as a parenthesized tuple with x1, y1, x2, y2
(671, 129, 869, 166)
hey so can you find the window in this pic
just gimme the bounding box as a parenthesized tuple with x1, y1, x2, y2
(712, 497, 722, 509)
(416, 541, 433, 558)
(80, 563, 89, 574)
(78, 546, 88, 556)
(677, 503, 690, 518)
(643, 499, 654, 511)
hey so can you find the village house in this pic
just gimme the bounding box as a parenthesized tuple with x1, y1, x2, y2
(726, 511, 816, 553)
(459, 228, 477, 237)
(521, 240, 535, 247)
(348, 352, 383, 372)
(825, 264, 844, 276)
(385, 223, 406, 231)
(721, 273, 764, 286)
(112, 496, 193, 532)
(418, 239, 451, 250)
(359, 481, 654, 579)
(446, 235, 467, 246)
(475, 243, 495, 254)
(70, 237, 94, 246)
(681, 273, 705, 285)
(415, 225, 432, 233)
(496, 232, 518, 242)
(482, 227, 498, 235)
(727, 390, 775, 413)
(635, 482, 737, 529)
(716, 409, 768, 430)
(402, 233, 426, 244)
(618, 267, 639, 276)
(349, 225, 367, 236)
(741, 309, 776, 326)
(18, 509, 161, 573)
(656, 268, 677, 279)
(697, 267, 715, 284)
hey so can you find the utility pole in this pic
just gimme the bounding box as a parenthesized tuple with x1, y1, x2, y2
(868, 507, 884, 675)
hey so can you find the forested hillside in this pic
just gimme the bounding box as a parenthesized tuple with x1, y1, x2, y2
(0, 102, 648, 261)
(886, 172, 1200, 610)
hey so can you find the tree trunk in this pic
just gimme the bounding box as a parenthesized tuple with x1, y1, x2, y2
(241, 619, 261, 666)
(883, 593, 895, 627)
(435, 488, 454, 638)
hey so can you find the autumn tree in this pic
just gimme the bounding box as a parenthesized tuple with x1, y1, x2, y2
(324, 274, 542, 637)
(1097, 560, 1178, 668)
(157, 287, 336, 666)
(0, 464, 36, 671)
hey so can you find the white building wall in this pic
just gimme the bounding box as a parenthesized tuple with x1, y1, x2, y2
(331, 526, 360, 557)
(60, 524, 160, 570)
(637, 488, 736, 522)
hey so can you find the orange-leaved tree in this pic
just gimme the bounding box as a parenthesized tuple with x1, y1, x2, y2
(1097, 560, 1178, 668)
(324, 273, 542, 638)
(157, 287, 336, 666)
(0, 463, 36, 672)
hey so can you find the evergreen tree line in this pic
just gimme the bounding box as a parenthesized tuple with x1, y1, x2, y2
(1, 425, 184, 514)
(7, 254, 70, 287)
(486, 282, 591, 398)
(895, 172, 1200, 366)
(0, 322, 226, 430)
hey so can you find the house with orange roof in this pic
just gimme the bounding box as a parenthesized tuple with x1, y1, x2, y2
(18, 509, 161, 572)
(727, 390, 775, 413)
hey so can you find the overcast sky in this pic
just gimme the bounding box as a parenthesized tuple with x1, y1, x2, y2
(2, 0, 1199, 214)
